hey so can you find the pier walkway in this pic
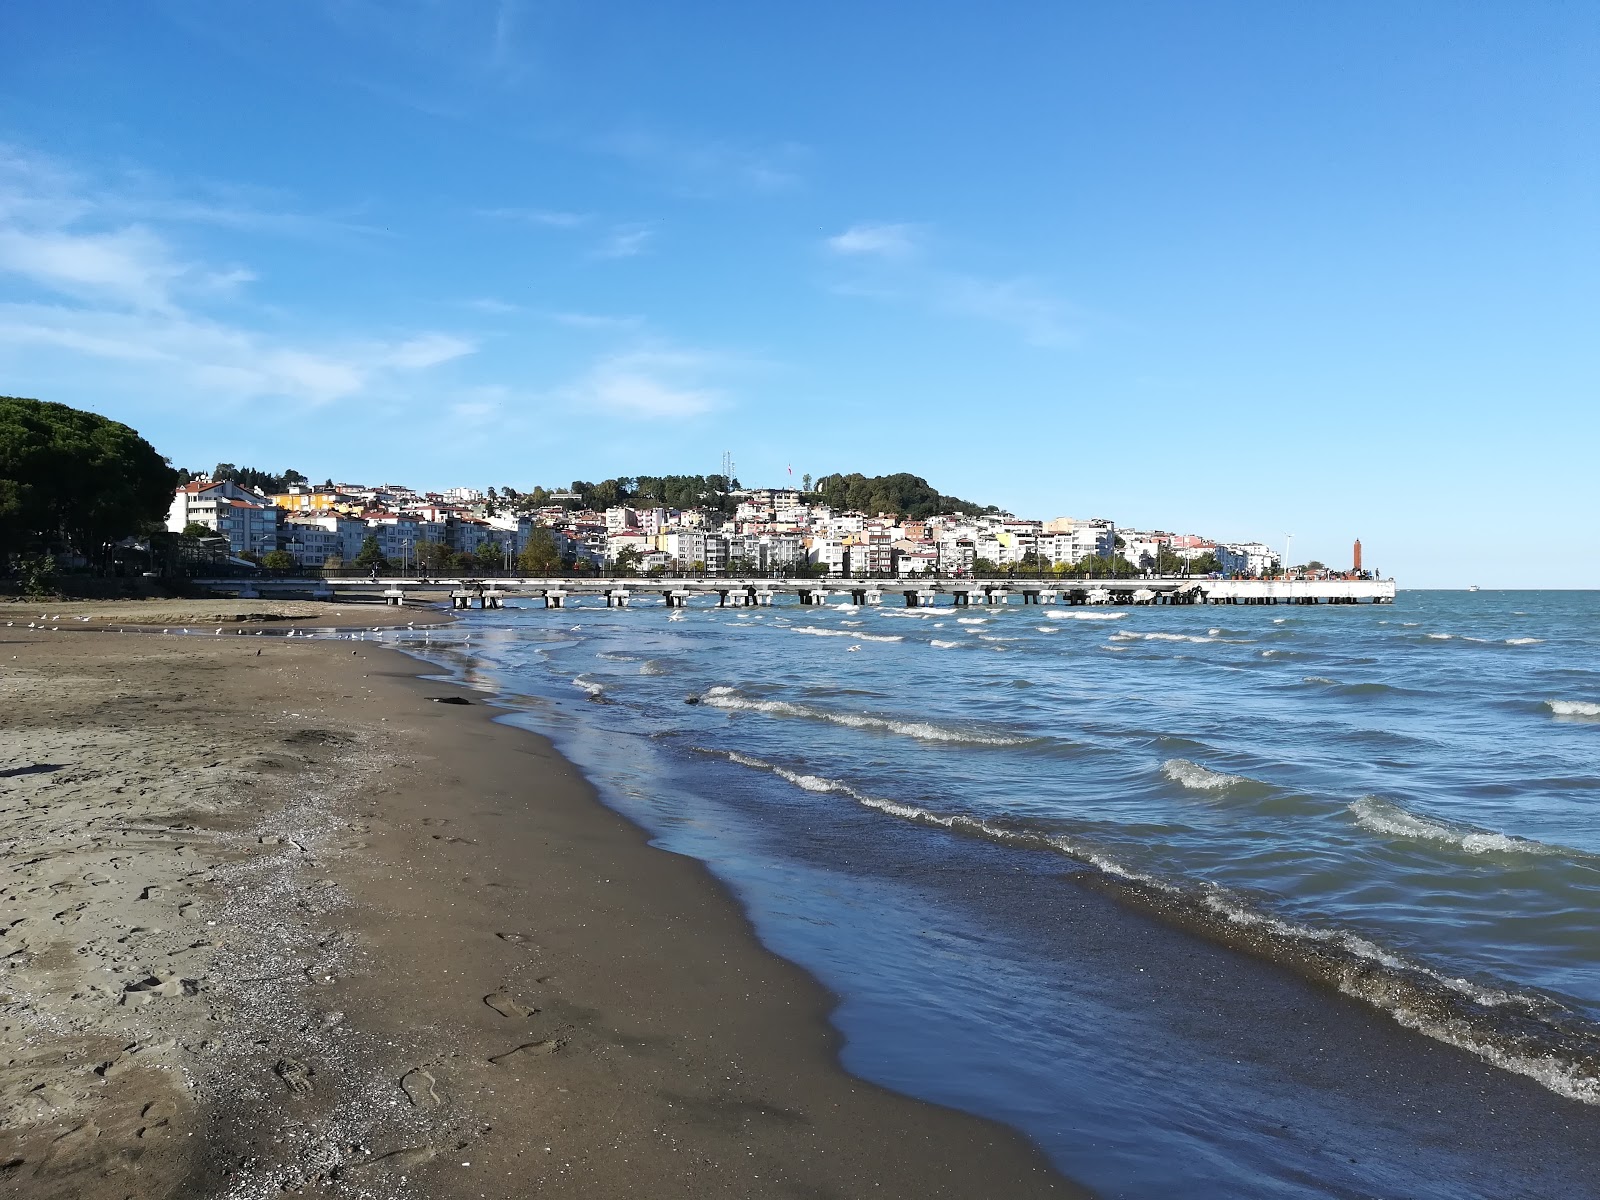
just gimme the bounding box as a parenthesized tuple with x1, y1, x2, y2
(205, 575, 1396, 610)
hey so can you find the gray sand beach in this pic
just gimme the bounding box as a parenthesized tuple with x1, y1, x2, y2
(0, 613, 1072, 1197)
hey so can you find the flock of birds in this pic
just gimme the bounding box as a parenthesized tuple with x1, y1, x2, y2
(8, 616, 436, 641)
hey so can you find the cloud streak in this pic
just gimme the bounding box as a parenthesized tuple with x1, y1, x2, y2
(556, 343, 728, 419)
(0, 145, 476, 406)
(822, 221, 1079, 347)
(825, 222, 924, 259)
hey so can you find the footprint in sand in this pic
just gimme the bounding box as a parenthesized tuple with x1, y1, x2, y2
(27, 1083, 73, 1113)
(274, 1059, 315, 1096)
(120, 974, 198, 1006)
(488, 1039, 563, 1065)
(339, 1145, 437, 1178)
(137, 1099, 177, 1139)
(420, 817, 450, 827)
(399, 1068, 441, 1109)
(484, 992, 536, 1019)
(495, 932, 539, 950)
(430, 834, 476, 844)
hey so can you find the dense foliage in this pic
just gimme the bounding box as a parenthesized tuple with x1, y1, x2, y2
(208, 463, 307, 494)
(516, 475, 742, 514)
(807, 472, 992, 519)
(511, 471, 994, 519)
(0, 396, 176, 571)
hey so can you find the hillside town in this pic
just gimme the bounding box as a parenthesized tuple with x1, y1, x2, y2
(166, 473, 1288, 578)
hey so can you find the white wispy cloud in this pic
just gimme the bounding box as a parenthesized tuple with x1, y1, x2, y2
(594, 223, 653, 259)
(930, 275, 1078, 348)
(600, 129, 807, 196)
(546, 310, 643, 331)
(0, 145, 477, 406)
(825, 222, 924, 259)
(822, 220, 1079, 348)
(557, 344, 725, 418)
(476, 206, 592, 228)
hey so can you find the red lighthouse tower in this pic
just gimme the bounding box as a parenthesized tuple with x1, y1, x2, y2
(1353, 539, 1363, 573)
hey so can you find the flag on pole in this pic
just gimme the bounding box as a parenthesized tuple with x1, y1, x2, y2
(787, 464, 793, 474)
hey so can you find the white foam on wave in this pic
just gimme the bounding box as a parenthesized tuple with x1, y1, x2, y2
(1197, 886, 1600, 1104)
(699, 686, 1032, 745)
(957, 617, 989, 625)
(1113, 630, 1218, 644)
(930, 639, 961, 649)
(723, 750, 855, 795)
(709, 748, 1600, 1104)
(1505, 637, 1543, 646)
(977, 634, 1020, 642)
(571, 675, 605, 697)
(1272, 617, 1286, 624)
(1036, 626, 1058, 634)
(639, 659, 669, 675)
(1349, 796, 1580, 857)
(1547, 699, 1600, 717)
(1162, 759, 1248, 791)
(1045, 610, 1125, 621)
(1426, 632, 1453, 640)
(1302, 676, 1339, 685)
(790, 625, 904, 643)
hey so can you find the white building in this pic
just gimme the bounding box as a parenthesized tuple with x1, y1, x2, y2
(167, 481, 282, 557)
(1217, 542, 1280, 577)
(1042, 517, 1117, 564)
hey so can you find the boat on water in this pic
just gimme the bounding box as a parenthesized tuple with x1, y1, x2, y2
(1467, 585, 1481, 592)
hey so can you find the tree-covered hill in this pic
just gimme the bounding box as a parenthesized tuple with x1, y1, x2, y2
(807, 472, 994, 518)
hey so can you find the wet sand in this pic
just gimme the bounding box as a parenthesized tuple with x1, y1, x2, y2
(0, 625, 1074, 1198)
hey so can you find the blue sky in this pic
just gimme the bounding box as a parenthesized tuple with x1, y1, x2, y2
(1, 2, 1595, 586)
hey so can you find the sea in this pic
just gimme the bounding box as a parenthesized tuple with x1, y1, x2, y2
(397, 589, 1600, 1199)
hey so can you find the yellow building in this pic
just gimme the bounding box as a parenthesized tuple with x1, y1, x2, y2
(269, 490, 340, 513)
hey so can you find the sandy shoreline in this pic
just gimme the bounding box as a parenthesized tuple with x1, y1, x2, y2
(0, 623, 1074, 1197)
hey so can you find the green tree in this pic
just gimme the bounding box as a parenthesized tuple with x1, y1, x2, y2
(413, 539, 452, 571)
(517, 527, 562, 574)
(473, 540, 507, 571)
(353, 536, 390, 571)
(261, 549, 296, 571)
(810, 472, 988, 519)
(612, 546, 643, 575)
(1, 396, 176, 572)
(181, 521, 217, 541)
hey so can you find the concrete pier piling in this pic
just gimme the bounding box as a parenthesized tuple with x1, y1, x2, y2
(202, 575, 1397, 611)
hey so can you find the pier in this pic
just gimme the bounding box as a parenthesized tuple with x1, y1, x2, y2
(214, 575, 1395, 609)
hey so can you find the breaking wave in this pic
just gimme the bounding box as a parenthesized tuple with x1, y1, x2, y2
(571, 674, 607, 699)
(930, 639, 962, 649)
(1045, 610, 1126, 621)
(698, 686, 1034, 746)
(1113, 630, 1218, 644)
(1349, 796, 1588, 859)
(1547, 700, 1600, 718)
(706, 749, 1600, 1106)
(791, 625, 904, 643)
(1162, 759, 1249, 791)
